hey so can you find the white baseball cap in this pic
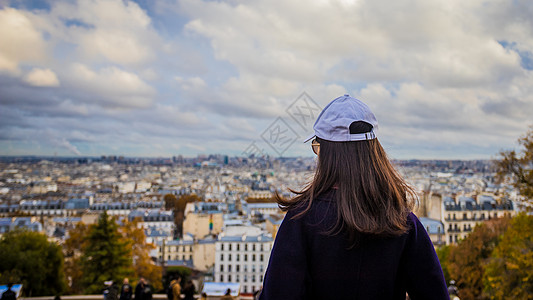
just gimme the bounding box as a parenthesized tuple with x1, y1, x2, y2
(304, 94, 378, 143)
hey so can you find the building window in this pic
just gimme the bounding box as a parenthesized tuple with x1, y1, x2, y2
(236, 265, 240, 272)
(237, 254, 240, 261)
(221, 244, 224, 251)
(189, 255, 192, 260)
(228, 275, 232, 282)
(228, 264, 232, 272)
(252, 275, 256, 282)
(220, 275, 223, 282)
(221, 254, 224, 261)
(260, 265, 264, 272)
(260, 254, 264, 262)
(229, 244, 232, 251)
(252, 254, 256, 261)
(244, 265, 248, 272)
(244, 286, 247, 293)
(236, 275, 240, 282)
(220, 265, 224, 272)
(244, 275, 247, 282)
(190, 246, 193, 252)
(449, 235, 453, 243)
(260, 244, 264, 251)
(463, 213, 467, 220)
(253, 244, 256, 251)
(229, 254, 232, 261)
(260, 275, 263, 282)
(245, 244, 248, 251)
(237, 244, 240, 251)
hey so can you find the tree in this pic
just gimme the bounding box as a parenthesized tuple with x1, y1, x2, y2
(0, 230, 67, 296)
(81, 211, 134, 293)
(447, 217, 510, 299)
(436, 244, 453, 284)
(484, 213, 533, 299)
(163, 194, 178, 210)
(495, 127, 533, 203)
(121, 218, 162, 291)
(173, 194, 201, 238)
(64, 222, 89, 294)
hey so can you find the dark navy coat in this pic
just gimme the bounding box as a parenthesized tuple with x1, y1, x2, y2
(260, 190, 449, 300)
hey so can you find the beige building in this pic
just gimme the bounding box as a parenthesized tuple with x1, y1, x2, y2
(183, 212, 223, 238)
(193, 238, 217, 271)
(156, 236, 216, 272)
(442, 194, 515, 245)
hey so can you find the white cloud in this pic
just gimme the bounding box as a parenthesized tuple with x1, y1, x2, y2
(24, 68, 60, 87)
(67, 63, 155, 108)
(27, 0, 161, 66)
(0, 8, 46, 73)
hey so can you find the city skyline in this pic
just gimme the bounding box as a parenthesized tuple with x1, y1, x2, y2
(1, 0, 532, 159)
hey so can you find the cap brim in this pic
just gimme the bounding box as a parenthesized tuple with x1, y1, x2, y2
(303, 133, 316, 143)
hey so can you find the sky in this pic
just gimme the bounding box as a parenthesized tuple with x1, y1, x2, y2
(0, 0, 532, 159)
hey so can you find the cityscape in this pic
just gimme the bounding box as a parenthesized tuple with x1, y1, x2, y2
(0, 155, 527, 298)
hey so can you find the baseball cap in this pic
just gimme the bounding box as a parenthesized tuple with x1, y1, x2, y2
(304, 94, 378, 143)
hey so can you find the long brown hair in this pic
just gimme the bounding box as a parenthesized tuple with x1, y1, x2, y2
(277, 136, 416, 238)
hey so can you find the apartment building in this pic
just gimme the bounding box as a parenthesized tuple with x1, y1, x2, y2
(214, 225, 274, 294)
(442, 194, 514, 244)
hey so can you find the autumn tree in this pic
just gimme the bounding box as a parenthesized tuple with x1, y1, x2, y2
(483, 213, 533, 298)
(64, 222, 89, 294)
(121, 217, 162, 291)
(495, 127, 533, 204)
(81, 211, 134, 293)
(447, 217, 510, 299)
(164, 193, 178, 210)
(172, 194, 201, 238)
(0, 230, 67, 296)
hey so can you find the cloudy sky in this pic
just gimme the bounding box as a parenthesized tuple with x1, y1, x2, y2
(1, 0, 532, 159)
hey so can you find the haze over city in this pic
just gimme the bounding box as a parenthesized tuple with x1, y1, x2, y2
(1, 0, 532, 159)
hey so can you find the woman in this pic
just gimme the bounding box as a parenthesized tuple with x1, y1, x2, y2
(260, 95, 449, 299)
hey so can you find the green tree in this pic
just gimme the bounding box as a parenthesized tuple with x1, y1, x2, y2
(495, 127, 533, 203)
(436, 244, 453, 283)
(484, 213, 533, 299)
(81, 211, 134, 293)
(447, 217, 510, 299)
(0, 230, 67, 296)
(164, 266, 192, 287)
